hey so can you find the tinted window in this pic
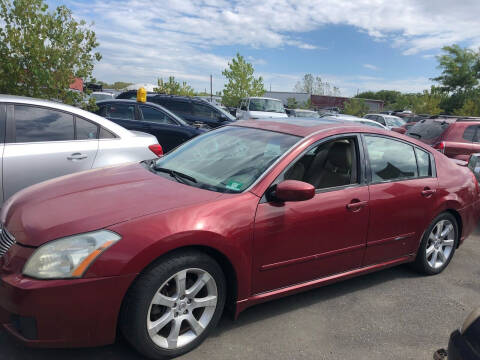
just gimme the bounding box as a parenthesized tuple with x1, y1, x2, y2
(154, 99, 191, 116)
(139, 106, 175, 125)
(192, 103, 217, 120)
(99, 128, 116, 139)
(284, 138, 357, 189)
(406, 120, 451, 140)
(366, 136, 418, 182)
(415, 148, 432, 177)
(105, 104, 135, 120)
(15, 105, 74, 142)
(463, 125, 477, 142)
(76, 117, 98, 140)
(375, 116, 386, 125)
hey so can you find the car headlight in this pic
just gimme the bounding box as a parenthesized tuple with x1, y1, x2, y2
(23, 230, 121, 279)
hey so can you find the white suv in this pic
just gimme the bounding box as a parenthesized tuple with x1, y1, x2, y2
(236, 97, 288, 120)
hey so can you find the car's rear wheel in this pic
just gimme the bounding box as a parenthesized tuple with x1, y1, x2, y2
(120, 251, 226, 359)
(413, 213, 458, 275)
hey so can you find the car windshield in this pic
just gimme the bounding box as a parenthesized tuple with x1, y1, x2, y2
(406, 120, 451, 139)
(295, 110, 320, 118)
(209, 102, 236, 121)
(249, 99, 285, 113)
(385, 116, 406, 127)
(152, 126, 299, 193)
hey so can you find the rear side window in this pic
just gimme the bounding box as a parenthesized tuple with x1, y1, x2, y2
(365, 136, 418, 182)
(105, 104, 135, 120)
(406, 120, 451, 140)
(15, 105, 74, 142)
(76, 117, 99, 140)
(415, 148, 432, 177)
(99, 128, 116, 139)
(463, 125, 477, 142)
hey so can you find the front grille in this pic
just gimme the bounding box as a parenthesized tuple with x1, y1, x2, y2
(0, 225, 16, 257)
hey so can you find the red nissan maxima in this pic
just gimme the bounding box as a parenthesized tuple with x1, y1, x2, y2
(0, 119, 479, 359)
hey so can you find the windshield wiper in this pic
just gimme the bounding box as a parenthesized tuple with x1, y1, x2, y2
(152, 166, 197, 184)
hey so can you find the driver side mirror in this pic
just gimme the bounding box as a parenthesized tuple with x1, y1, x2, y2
(274, 180, 315, 202)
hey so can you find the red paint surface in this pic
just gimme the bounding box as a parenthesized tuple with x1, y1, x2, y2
(1, 121, 478, 348)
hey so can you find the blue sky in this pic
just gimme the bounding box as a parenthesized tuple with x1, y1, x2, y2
(52, 0, 480, 96)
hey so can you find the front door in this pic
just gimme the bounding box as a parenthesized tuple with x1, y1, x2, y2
(252, 135, 370, 294)
(363, 135, 438, 265)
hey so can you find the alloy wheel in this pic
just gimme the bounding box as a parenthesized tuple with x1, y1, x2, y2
(426, 219, 455, 269)
(147, 268, 218, 350)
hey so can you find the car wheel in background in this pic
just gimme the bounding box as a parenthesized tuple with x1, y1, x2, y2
(412, 213, 458, 275)
(120, 251, 226, 359)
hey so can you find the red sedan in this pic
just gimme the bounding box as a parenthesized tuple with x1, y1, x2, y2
(1, 119, 479, 359)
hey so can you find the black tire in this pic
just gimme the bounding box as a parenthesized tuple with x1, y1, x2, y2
(119, 251, 226, 359)
(412, 212, 458, 275)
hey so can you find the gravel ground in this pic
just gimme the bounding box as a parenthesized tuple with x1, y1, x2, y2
(1, 225, 479, 360)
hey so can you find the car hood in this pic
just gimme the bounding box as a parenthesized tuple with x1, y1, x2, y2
(1, 163, 223, 247)
(248, 111, 288, 119)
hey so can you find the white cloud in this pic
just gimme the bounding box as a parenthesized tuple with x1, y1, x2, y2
(65, 0, 480, 91)
(363, 64, 379, 71)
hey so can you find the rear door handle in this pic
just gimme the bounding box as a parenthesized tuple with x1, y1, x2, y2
(421, 188, 436, 197)
(67, 153, 88, 161)
(346, 200, 368, 212)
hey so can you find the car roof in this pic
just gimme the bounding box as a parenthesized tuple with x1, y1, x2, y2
(232, 118, 374, 137)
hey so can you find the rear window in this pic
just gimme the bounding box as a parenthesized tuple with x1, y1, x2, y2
(406, 120, 451, 140)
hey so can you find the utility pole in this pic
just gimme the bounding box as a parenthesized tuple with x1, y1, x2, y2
(210, 75, 213, 102)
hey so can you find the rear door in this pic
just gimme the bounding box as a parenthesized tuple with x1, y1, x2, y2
(3, 104, 98, 201)
(363, 135, 438, 265)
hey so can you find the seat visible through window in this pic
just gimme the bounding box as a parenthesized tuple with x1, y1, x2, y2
(284, 138, 357, 189)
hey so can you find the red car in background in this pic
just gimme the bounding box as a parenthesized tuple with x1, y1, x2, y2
(1, 119, 479, 359)
(406, 116, 480, 161)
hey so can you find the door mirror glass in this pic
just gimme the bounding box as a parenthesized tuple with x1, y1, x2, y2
(275, 180, 315, 202)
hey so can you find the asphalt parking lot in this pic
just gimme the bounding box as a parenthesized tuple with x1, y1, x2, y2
(1, 225, 479, 360)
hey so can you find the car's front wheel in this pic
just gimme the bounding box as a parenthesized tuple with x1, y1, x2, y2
(120, 251, 226, 359)
(413, 213, 458, 275)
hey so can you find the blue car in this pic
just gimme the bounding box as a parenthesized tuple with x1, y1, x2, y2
(95, 100, 208, 153)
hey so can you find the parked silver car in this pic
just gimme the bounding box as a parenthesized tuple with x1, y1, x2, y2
(0, 95, 161, 203)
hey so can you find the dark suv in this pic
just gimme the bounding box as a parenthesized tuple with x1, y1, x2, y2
(406, 116, 480, 161)
(116, 92, 235, 128)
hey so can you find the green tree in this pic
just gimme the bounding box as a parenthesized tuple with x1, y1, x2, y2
(286, 97, 299, 108)
(221, 53, 265, 107)
(355, 90, 402, 109)
(343, 98, 369, 117)
(154, 76, 195, 96)
(411, 89, 443, 115)
(453, 97, 480, 116)
(0, 0, 101, 109)
(294, 74, 340, 96)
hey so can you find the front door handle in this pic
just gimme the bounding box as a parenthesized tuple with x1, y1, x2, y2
(67, 153, 88, 161)
(421, 187, 436, 197)
(346, 200, 368, 212)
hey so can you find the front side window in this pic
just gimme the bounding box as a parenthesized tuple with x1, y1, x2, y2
(365, 136, 418, 182)
(152, 126, 299, 193)
(248, 99, 285, 113)
(375, 116, 386, 125)
(192, 103, 216, 120)
(284, 138, 357, 189)
(139, 106, 175, 125)
(105, 104, 135, 120)
(15, 105, 74, 142)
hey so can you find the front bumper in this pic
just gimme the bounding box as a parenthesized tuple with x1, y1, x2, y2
(0, 261, 136, 348)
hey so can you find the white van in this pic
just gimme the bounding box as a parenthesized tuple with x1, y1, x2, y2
(236, 97, 288, 120)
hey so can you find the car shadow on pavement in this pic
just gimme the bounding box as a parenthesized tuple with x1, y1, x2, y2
(0, 264, 420, 360)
